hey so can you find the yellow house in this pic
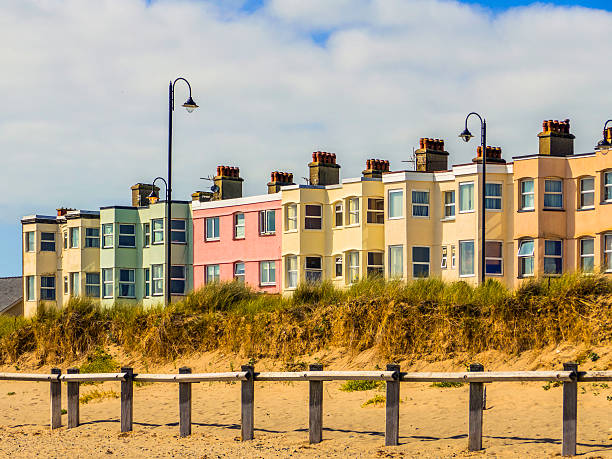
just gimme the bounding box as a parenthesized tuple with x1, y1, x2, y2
(383, 139, 515, 286)
(281, 153, 387, 291)
(512, 120, 612, 285)
(22, 209, 100, 317)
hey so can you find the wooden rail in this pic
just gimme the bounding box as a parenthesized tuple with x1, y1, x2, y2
(1, 364, 610, 456)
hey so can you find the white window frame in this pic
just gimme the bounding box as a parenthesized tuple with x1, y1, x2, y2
(411, 190, 430, 218)
(412, 246, 430, 278)
(334, 202, 343, 227)
(444, 191, 455, 219)
(259, 209, 276, 235)
(520, 179, 535, 210)
(451, 245, 456, 269)
(441, 246, 448, 269)
(64, 276, 68, 295)
(206, 264, 220, 283)
(388, 189, 404, 219)
(234, 262, 245, 283)
(348, 198, 360, 225)
(85, 228, 100, 248)
(347, 251, 360, 284)
(579, 238, 595, 272)
(170, 265, 186, 294)
(304, 204, 322, 230)
(579, 177, 595, 209)
(544, 239, 563, 275)
(171, 219, 187, 244)
(205, 217, 220, 241)
(144, 268, 150, 297)
(604, 171, 612, 203)
(286, 204, 297, 231)
(485, 240, 504, 276)
(152, 219, 164, 244)
(69, 227, 80, 248)
(304, 256, 322, 283)
(40, 276, 55, 300)
(102, 223, 114, 248)
(102, 268, 114, 298)
(143, 223, 150, 247)
(70, 272, 80, 297)
(286, 256, 298, 288)
(260, 261, 276, 286)
(459, 240, 475, 277)
(459, 182, 475, 213)
(234, 213, 245, 239)
(118, 224, 136, 248)
(366, 251, 384, 277)
(152, 264, 164, 295)
(118, 269, 136, 298)
(604, 233, 612, 273)
(334, 255, 343, 277)
(388, 245, 403, 278)
(517, 239, 535, 277)
(85, 273, 100, 298)
(544, 179, 563, 209)
(25, 231, 35, 252)
(485, 182, 502, 211)
(40, 232, 55, 252)
(367, 198, 384, 224)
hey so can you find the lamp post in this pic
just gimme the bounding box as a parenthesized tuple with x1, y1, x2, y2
(595, 119, 612, 150)
(459, 112, 486, 284)
(165, 78, 198, 305)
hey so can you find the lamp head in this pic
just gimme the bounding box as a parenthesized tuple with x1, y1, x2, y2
(147, 188, 159, 199)
(596, 138, 610, 149)
(182, 96, 198, 113)
(459, 128, 473, 143)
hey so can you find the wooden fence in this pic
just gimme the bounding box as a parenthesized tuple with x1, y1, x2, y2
(1, 362, 610, 456)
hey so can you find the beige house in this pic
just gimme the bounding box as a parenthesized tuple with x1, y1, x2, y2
(22, 209, 100, 316)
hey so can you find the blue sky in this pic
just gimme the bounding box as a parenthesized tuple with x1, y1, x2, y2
(1, 0, 612, 277)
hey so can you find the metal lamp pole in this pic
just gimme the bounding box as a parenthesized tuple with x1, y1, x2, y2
(459, 112, 487, 284)
(166, 78, 198, 305)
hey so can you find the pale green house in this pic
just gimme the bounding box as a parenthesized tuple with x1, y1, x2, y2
(99, 197, 193, 307)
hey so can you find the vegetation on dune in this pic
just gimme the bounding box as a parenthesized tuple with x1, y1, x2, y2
(0, 274, 610, 365)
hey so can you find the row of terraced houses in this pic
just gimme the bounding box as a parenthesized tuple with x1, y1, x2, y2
(20, 119, 612, 316)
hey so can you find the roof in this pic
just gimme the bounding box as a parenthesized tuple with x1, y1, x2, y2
(0, 277, 22, 313)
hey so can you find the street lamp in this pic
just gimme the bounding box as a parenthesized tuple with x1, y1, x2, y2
(166, 77, 198, 305)
(459, 112, 487, 284)
(595, 119, 612, 150)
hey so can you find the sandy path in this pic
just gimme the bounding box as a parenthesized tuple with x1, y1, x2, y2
(0, 376, 610, 458)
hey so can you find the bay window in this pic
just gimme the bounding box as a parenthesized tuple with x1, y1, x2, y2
(367, 198, 384, 224)
(348, 251, 359, 283)
(286, 204, 297, 231)
(485, 241, 503, 275)
(304, 257, 322, 283)
(459, 240, 475, 277)
(366, 252, 384, 277)
(305, 205, 322, 230)
(579, 238, 594, 272)
(485, 183, 502, 210)
(412, 246, 430, 278)
(388, 190, 403, 219)
(388, 245, 403, 278)
(102, 268, 113, 298)
(459, 182, 474, 212)
(348, 198, 360, 224)
(544, 179, 563, 209)
(118, 269, 135, 298)
(518, 240, 534, 277)
(412, 191, 429, 217)
(520, 179, 534, 210)
(544, 240, 563, 275)
(171, 266, 186, 294)
(286, 256, 298, 288)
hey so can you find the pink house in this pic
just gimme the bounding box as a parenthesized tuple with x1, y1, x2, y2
(192, 169, 287, 292)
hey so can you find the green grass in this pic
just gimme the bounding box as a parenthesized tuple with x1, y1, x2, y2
(361, 395, 386, 407)
(339, 380, 384, 392)
(79, 389, 119, 404)
(431, 381, 464, 388)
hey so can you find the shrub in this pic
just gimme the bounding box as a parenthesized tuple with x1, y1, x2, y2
(339, 380, 384, 392)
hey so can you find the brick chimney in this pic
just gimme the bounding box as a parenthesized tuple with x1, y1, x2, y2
(267, 171, 294, 194)
(56, 207, 75, 217)
(191, 191, 213, 203)
(538, 119, 574, 156)
(213, 166, 243, 200)
(472, 146, 506, 164)
(415, 138, 449, 172)
(131, 183, 159, 207)
(308, 151, 340, 186)
(362, 159, 390, 179)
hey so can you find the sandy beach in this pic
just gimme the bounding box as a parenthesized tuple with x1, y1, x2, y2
(0, 345, 610, 458)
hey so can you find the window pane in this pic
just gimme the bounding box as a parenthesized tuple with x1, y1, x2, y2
(581, 178, 594, 192)
(545, 180, 562, 193)
(412, 191, 429, 204)
(305, 217, 322, 230)
(444, 191, 455, 204)
(544, 194, 562, 208)
(267, 210, 276, 232)
(389, 246, 403, 277)
(459, 241, 474, 276)
(389, 191, 403, 218)
(544, 257, 562, 274)
(485, 241, 502, 258)
(235, 263, 245, 275)
(486, 259, 503, 275)
(485, 183, 502, 197)
(367, 252, 383, 265)
(119, 236, 136, 247)
(413, 263, 429, 278)
(120, 270, 134, 282)
(153, 220, 163, 230)
(119, 224, 135, 234)
(521, 180, 534, 193)
(545, 240, 562, 256)
(171, 231, 186, 243)
(518, 240, 534, 256)
(171, 220, 186, 230)
(171, 266, 185, 279)
(459, 183, 474, 211)
(522, 194, 534, 209)
(306, 257, 322, 269)
(305, 205, 321, 216)
(152, 265, 163, 278)
(412, 247, 430, 263)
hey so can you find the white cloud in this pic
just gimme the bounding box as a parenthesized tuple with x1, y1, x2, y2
(1, 0, 612, 228)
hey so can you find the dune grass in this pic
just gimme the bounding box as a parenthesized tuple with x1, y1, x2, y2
(0, 275, 610, 364)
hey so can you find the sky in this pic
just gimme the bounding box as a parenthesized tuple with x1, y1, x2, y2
(1, 0, 612, 277)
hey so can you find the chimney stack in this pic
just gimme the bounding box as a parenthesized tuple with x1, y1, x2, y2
(308, 151, 340, 186)
(267, 171, 295, 194)
(362, 158, 390, 179)
(191, 191, 213, 203)
(472, 146, 506, 164)
(213, 166, 243, 200)
(131, 183, 159, 207)
(56, 207, 75, 217)
(415, 138, 449, 172)
(538, 118, 574, 156)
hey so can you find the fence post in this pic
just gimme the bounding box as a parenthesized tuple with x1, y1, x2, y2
(385, 364, 400, 446)
(562, 362, 578, 457)
(179, 367, 192, 437)
(241, 365, 254, 441)
(67, 367, 80, 428)
(468, 363, 484, 451)
(309, 364, 323, 444)
(50, 368, 61, 430)
(121, 367, 133, 433)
